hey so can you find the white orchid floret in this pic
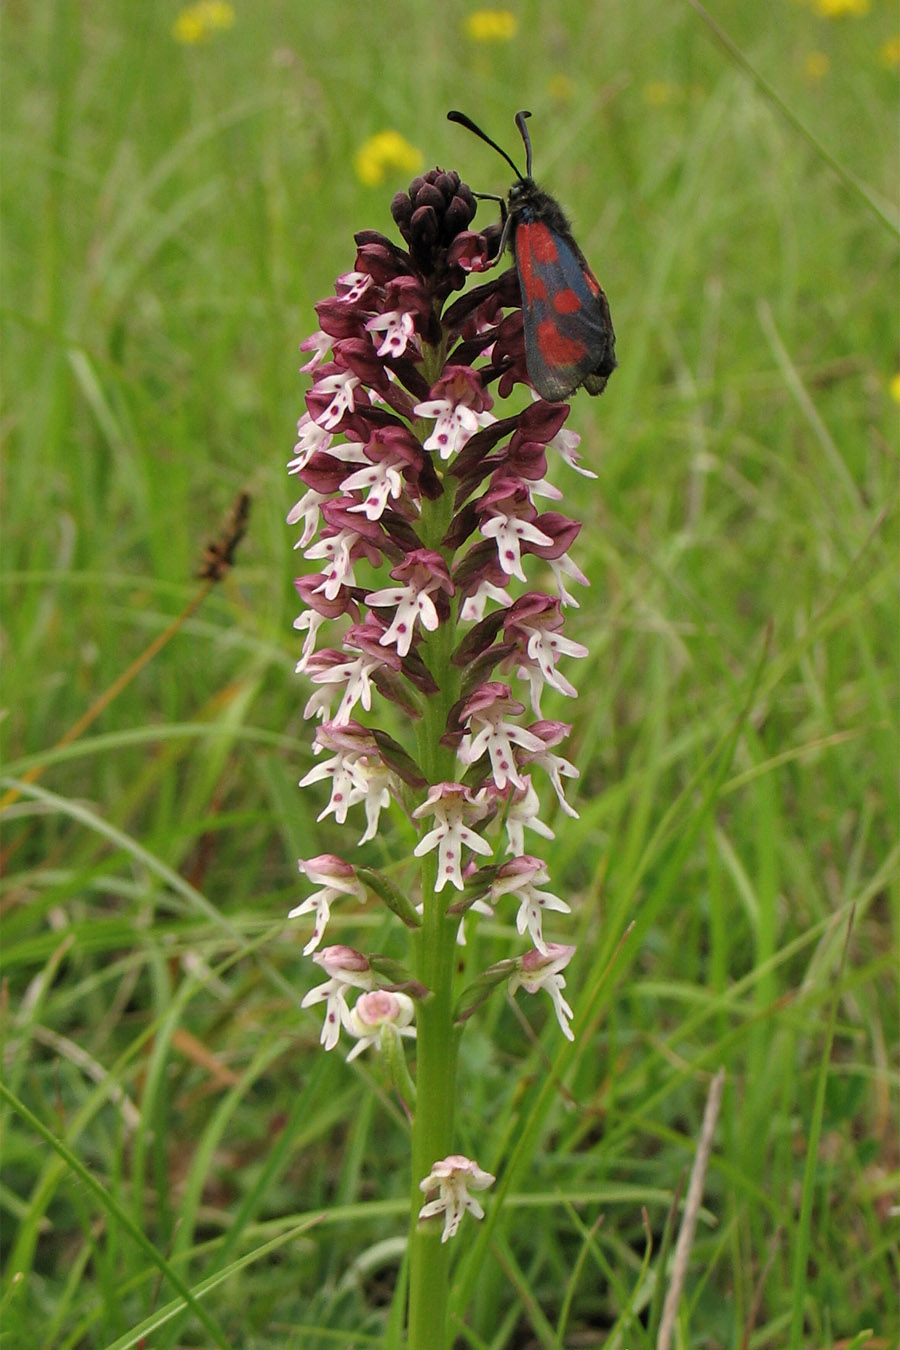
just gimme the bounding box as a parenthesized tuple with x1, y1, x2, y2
(546, 552, 590, 608)
(414, 399, 495, 460)
(300, 945, 375, 1051)
(303, 653, 381, 726)
(476, 777, 554, 857)
(334, 270, 372, 305)
(314, 371, 361, 430)
(367, 550, 453, 658)
(509, 943, 577, 1041)
(457, 683, 546, 793)
(342, 458, 406, 521)
(287, 487, 330, 550)
(344, 989, 416, 1063)
(417, 1154, 496, 1244)
(288, 855, 368, 955)
(299, 722, 397, 846)
(288, 414, 333, 474)
(366, 308, 416, 358)
(459, 578, 514, 623)
(549, 423, 596, 479)
(413, 367, 496, 460)
(298, 329, 332, 373)
(517, 722, 580, 819)
(479, 507, 554, 583)
(490, 855, 571, 954)
(412, 782, 492, 892)
(304, 529, 360, 599)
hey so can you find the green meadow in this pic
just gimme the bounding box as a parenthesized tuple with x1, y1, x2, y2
(2, 0, 897, 1345)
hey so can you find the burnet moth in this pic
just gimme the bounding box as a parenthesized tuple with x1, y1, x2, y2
(448, 109, 617, 403)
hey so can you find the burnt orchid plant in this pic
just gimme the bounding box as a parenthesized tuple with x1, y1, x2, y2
(287, 164, 608, 1347)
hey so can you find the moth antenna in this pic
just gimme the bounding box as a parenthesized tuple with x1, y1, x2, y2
(447, 110, 524, 181)
(514, 110, 533, 179)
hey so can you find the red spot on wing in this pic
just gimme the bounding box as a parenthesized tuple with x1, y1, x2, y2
(552, 288, 581, 314)
(517, 237, 535, 291)
(582, 264, 602, 297)
(529, 224, 559, 263)
(517, 229, 551, 302)
(536, 318, 588, 364)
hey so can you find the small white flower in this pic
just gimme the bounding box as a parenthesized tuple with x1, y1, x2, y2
(412, 783, 492, 892)
(300, 946, 375, 1051)
(417, 1154, 496, 1243)
(344, 989, 416, 1063)
(366, 308, 416, 358)
(288, 855, 368, 955)
(480, 508, 555, 583)
(288, 414, 333, 474)
(314, 371, 361, 430)
(458, 691, 545, 793)
(509, 944, 577, 1041)
(304, 529, 360, 598)
(298, 329, 332, 372)
(490, 856, 570, 954)
(335, 271, 372, 305)
(287, 487, 330, 550)
(414, 398, 495, 460)
(366, 583, 438, 657)
(343, 458, 406, 520)
(549, 423, 596, 479)
(545, 552, 590, 608)
(459, 579, 513, 623)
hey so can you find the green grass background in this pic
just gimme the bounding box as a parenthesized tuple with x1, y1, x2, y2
(2, 0, 898, 1346)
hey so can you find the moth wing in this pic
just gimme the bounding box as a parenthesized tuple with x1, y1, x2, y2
(515, 220, 616, 402)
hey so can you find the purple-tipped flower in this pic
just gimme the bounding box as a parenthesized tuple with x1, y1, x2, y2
(289, 855, 368, 954)
(509, 943, 577, 1041)
(300, 945, 375, 1050)
(289, 162, 595, 1045)
(345, 988, 416, 1063)
(417, 1154, 496, 1243)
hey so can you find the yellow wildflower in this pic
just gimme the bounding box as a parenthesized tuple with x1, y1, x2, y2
(463, 10, 518, 41)
(354, 131, 423, 188)
(172, 1, 235, 44)
(547, 74, 575, 104)
(889, 373, 900, 404)
(812, 0, 869, 15)
(643, 80, 676, 106)
(880, 36, 900, 68)
(803, 50, 831, 79)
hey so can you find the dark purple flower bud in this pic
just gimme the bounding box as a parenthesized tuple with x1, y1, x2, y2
(443, 192, 478, 241)
(503, 592, 564, 635)
(334, 338, 395, 397)
(354, 230, 414, 283)
(409, 204, 439, 250)
(294, 574, 359, 619)
(381, 275, 432, 324)
(451, 414, 519, 487)
(297, 451, 356, 495)
(489, 311, 530, 398)
(522, 720, 573, 751)
(452, 539, 511, 599)
(443, 271, 516, 333)
(446, 230, 493, 275)
(450, 609, 508, 665)
(459, 680, 524, 722)
(343, 613, 402, 660)
(315, 297, 373, 341)
(426, 365, 494, 415)
(320, 497, 389, 546)
(523, 512, 581, 561)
